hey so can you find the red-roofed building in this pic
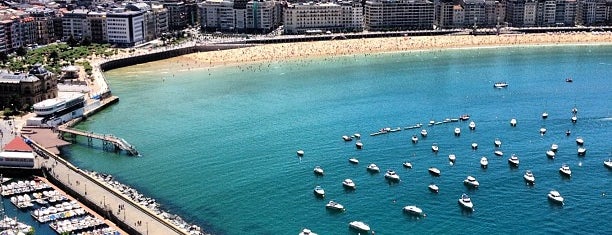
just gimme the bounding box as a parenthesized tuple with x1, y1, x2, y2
(3, 136, 33, 152)
(1, 136, 35, 168)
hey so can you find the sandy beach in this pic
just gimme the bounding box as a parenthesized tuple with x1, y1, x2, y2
(182, 32, 612, 67)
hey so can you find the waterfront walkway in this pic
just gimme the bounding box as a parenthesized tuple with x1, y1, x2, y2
(56, 124, 139, 156)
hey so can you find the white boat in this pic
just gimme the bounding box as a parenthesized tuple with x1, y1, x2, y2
(571, 115, 577, 123)
(325, 200, 345, 211)
(547, 190, 564, 204)
(559, 164, 572, 177)
(460, 114, 470, 121)
(313, 186, 325, 197)
(297, 150, 304, 157)
(403, 162, 413, 168)
(539, 127, 547, 135)
(566, 130, 571, 136)
(428, 183, 439, 193)
(542, 112, 548, 119)
(411, 135, 418, 143)
(428, 167, 441, 176)
(342, 135, 352, 141)
(523, 170, 535, 184)
(431, 143, 439, 152)
(348, 157, 359, 164)
(458, 193, 474, 210)
(510, 118, 517, 127)
(420, 129, 428, 137)
(471, 142, 478, 150)
(353, 133, 361, 139)
(313, 166, 324, 175)
(384, 170, 400, 181)
(468, 121, 476, 130)
(463, 176, 480, 188)
(480, 157, 488, 168)
(298, 228, 318, 235)
(546, 150, 556, 159)
(494, 150, 504, 156)
(577, 147, 587, 156)
(550, 144, 559, 152)
(508, 154, 520, 167)
(367, 163, 380, 173)
(604, 159, 612, 169)
(429, 120, 435, 126)
(342, 179, 356, 189)
(494, 82, 508, 88)
(348, 221, 370, 232)
(576, 137, 584, 145)
(403, 205, 424, 216)
(494, 138, 502, 147)
(448, 154, 456, 162)
(454, 127, 461, 136)
(571, 106, 578, 114)
(355, 141, 363, 149)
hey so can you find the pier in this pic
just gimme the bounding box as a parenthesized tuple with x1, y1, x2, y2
(57, 124, 139, 156)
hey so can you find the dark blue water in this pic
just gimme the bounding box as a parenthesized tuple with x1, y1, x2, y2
(62, 45, 612, 234)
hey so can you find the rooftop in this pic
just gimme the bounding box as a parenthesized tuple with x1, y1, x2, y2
(3, 136, 33, 152)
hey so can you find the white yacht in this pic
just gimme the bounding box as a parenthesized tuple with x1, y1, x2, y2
(367, 163, 380, 173)
(571, 106, 578, 114)
(403, 162, 413, 169)
(348, 221, 370, 232)
(428, 167, 441, 176)
(403, 205, 424, 216)
(480, 157, 488, 168)
(431, 143, 439, 152)
(510, 118, 517, 127)
(325, 200, 345, 211)
(550, 144, 559, 152)
(454, 127, 461, 136)
(384, 170, 401, 181)
(353, 133, 361, 139)
(420, 129, 428, 137)
(471, 142, 478, 150)
(313, 166, 324, 176)
(577, 147, 587, 156)
(540, 127, 547, 135)
(546, 150, 556, 159)
(349, 157, 359, 164)
(297, 150, 304, 157)
(342, 179, 356, 189)
(458, 193, 474, 210)
(494, 82, 509, 88)
(571, 115, 577, 123)
(428, 184, 439, 193)
(448, 154, 456, 162)
(298, 228, 318, 235)
(576, 137, 584, 145)
(542, 112, 549, 119)
(494, 150, 504, 156)
(411, 135, 419, 143)
(313, 186, 325, 197)
(463, 176, 480, 188)
(547, 190, 564, 204)
(604, 159, 612, 169)
(559, 164, 572, 177)
(523, 170, 535, 184)
(508, 154, 520, 167)
(469, 121, 476, 130)
(342, 135, 352, 141)
(355, 141, 363, 149)
(494, 138, 502, 147)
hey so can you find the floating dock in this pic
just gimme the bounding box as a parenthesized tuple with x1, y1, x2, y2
(57, 126, 139, 156)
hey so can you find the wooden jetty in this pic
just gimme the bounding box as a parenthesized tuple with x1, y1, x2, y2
(57, 126, 139, 156)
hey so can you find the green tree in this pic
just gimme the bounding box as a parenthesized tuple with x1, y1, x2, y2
(0, 51, 8, 62)
(16, 46, 27, 57)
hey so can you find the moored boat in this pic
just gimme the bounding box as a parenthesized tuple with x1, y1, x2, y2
(523, 170, 535, 184)
(539, 127, 547, 135)
(565, 130, 571, 136)
(366, 163, 380, 173)
(493, 82, 508, 88)
(313, 166, 324, 176)
(480, 157, 488, 168)
(508, 154, 520, 167)
(411, 135, 418, 143)
(348, 157, 359, 164)
(384, 170, 401, 181)
(299, 228, 318, 235)
(342, 135, 352, 141)
(403, 205, 424, 216)
(468, 121, 476, 130)
(546, 150, 556, 159)
(604, 159, 612, 169)
(571, 115, 577, 123)
(494, 150, 504, 156)
(297, 150, 304, 157)
(494, 138, 502, 147)
(559, 164, 572, 177)
(577, 147, 587, 156)
(313, 186, 325, 198)
(510, 118, 517, 127)
(460, 114, 470, 121)
(576, 137, 584, 145)
(547, 190, 564, 205)
(458, 193, 474, 210)
(428, 183, 439, 193)
(431, 143, 439, 152)
(471, 142, 478, 150)
(463, 176, 480, 188)
(428, 167, 441, 176)
(542, 112, 548, 119)
(325, 200, 345, 211)
(355, 141, 363, 149)
(403, 162, 413, 169)
(448, 154, 456, 162)
(348, 221, 370, 232)
(420, 129, 428, 137)
(454, 127, 461, 136)
(342, 179, 356, 189)
(550, 144, 559, 152)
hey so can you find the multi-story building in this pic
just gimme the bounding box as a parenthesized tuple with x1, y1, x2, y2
(26, 8, 61, 45)
(507, 0, 576, 27)
(199, 0, 236, 31)
(0, 9, 37, 53)
(87, 11, 107, 42)
(576, 0, 607, 25)
(151, 3, 169, 39)
(284, 1, 363, 34)
(364, 0, 435, 31)
(162, 0, 189, 31)
(61, 9, 88, 40)
(106, 8, 145, 47)
(0, 64, 58, 109)
(199, 0, 280, 33)
(246, 0, 282, 33)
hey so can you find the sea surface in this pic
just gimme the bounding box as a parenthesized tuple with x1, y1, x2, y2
(42, 45, 612, 234)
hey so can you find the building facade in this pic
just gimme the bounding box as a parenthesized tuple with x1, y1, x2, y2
(0, 64, 58, 110)
(364, 0, 435, 31)
(284, 1, 363, 34)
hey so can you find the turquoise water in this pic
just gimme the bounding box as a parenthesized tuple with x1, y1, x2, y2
(66, 45, 611, 234)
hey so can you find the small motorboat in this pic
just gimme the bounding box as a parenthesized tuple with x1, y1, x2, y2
(431, 143, 439, 152)
(325, 200, 345, 211)
(348, 221, 370, 232)
(480, 157, 488, 168)
(565, 77, 573, 83)
(559, 164, 572, 177)
(342, 179, 356, 189)
(571, 106, 578, 114)
(460, 114, 470, 121)
(411, 135, 418, 143)
(463, 176, 480, 188)
(429, 120, 435, 126)
(493, 82, 508, 88)
(448, 154, 456, 162)
(604, 159, 612, 169)
(547, 190, 564, 204)
(349, 157, 359, 164)
(420, 129, 428, 137)
(510, 118, 517, 127)
(546, 150, 556, 159)
(297, 150, 304, 157)
(366, 163, 380, 173)
(550, 144, 559, 152)
(458, 193, 474, 210)
(403, 162, 413, 169)
(384, 170, 400, 181)
(468, 121, 476, 130)
(565, 130, 571, 136)
(428, 184, 439, 193)
(577, 147, 587, 156)
(494, 150, 504, 157)
(539, 127, 547, 135)
(454, 127, 461, 136)
(355, 141, 363, 149)
(575, 137, 584, 145)
(403, 205, 424, 216)
(508, 154, 520, 167)
(313, 166, 324, 176)
(299, 228, 318, 235)
(523, 170, 535, 184)
(471, 142, 478, 150)
(342, 135, 352, 141)
(313, 186, 325, 197)
(428, 167, 441, 176)
(571, 115, 577, 123)
(494, 138, 502, 147)
(542, 112, 549, 119)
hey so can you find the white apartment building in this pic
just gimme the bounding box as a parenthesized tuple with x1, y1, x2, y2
(199, 0, 280, 33)
(246, 0, 281, 33)
(199, 0, 236, 31)
(106, 8, 145, 46)
(284, 1, 363, 34)
(365, 0, 435, 31)
(62, 9, 88, 40)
